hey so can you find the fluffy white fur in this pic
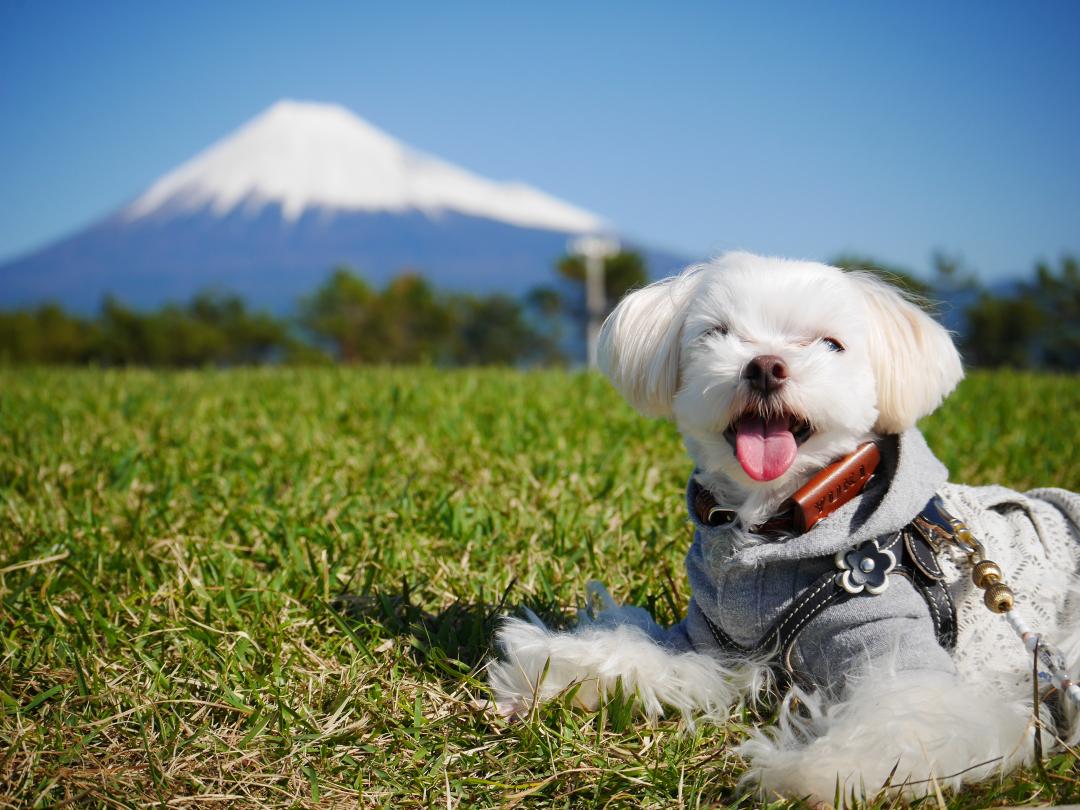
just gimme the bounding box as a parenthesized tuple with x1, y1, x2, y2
(488, 616, 768, 725)
(489, 581, 774, 724)
(490, 252, 1061, 804)
(738, 662, 1037, 802)
(598, 252, 963, 527)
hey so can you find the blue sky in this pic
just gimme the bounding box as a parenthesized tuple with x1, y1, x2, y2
(1, 1, 1078, 281)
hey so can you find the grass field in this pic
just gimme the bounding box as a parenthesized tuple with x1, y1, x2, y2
(2, 367, 1078, 808)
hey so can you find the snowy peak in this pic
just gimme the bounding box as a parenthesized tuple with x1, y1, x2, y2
(124, 99, 605, 233)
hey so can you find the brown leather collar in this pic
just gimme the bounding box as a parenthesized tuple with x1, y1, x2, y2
(694, 441, 882, 537)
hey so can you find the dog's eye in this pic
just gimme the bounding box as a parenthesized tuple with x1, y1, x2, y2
(704, 324, 729, 339)
(821, 337, 845, 352)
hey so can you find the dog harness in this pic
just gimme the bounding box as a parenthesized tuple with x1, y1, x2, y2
(691, 444, 960, 682)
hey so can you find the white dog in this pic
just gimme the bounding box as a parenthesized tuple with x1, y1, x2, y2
(489, 252, 1080, 803)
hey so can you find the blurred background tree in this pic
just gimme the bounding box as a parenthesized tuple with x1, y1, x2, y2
(962, 292, 1042, 368)
(963, 256, 1079, 369)
(1, 253, 1076, 370)
(449, 294, 547, 365)
(299, 267, 379, 363)
(523, 286, 568, 365)
(376, 273, 453, 363)
(0, 293, 296, 366)
(541, 249, 649, 363)
(1031, 256, 1080, 370)
(0, 304, 97, 363)
(557, 250, 649, 303)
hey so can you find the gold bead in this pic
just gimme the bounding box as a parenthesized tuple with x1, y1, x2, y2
(972, 560, 1003, 589)
(984, 583, 1015, 614)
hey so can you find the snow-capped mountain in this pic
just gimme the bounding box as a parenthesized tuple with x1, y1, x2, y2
(0, 100, 685, 312)
(123, 100, 605, 232)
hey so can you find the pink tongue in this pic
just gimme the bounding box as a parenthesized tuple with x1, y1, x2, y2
(735, 415, 797, 481)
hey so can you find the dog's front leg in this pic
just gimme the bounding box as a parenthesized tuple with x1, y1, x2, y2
(487, 583, 760, 723)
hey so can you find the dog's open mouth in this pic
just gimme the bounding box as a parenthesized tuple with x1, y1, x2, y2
(723, 411, 813, 482)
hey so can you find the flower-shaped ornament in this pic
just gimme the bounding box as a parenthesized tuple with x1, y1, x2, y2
(834, 539, 896, 595)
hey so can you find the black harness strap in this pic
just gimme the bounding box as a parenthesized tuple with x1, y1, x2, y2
(702, 568, 851, 660)
(701, 495, 960, 679)
(905, 495, 959, 649)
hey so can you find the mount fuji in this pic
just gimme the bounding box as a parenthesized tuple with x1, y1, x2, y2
(0, 100, 687, 312)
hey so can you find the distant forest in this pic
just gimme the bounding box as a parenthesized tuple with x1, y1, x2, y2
(1, 253, 1077, 370)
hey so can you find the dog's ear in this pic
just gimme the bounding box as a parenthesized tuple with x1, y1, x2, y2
(850, 272, 964, 433)
(598, 275, 690, 418)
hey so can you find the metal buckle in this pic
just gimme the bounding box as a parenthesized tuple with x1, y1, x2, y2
(706, 506, 738, 528)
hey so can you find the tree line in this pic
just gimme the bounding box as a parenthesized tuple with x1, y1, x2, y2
(0, 252, 1075, 369)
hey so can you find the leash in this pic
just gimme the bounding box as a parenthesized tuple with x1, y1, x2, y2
(944, 515, 1080, 708)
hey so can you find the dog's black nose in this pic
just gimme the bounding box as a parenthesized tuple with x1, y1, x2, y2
(744, 354, 788, 395)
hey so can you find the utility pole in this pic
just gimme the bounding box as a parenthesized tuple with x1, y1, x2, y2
(569, 235, 620, 369)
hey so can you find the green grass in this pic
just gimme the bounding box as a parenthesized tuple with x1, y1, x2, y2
(1, 367, 1078, 808)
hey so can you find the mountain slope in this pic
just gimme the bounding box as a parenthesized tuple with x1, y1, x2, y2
(0, 100, 686, 312)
